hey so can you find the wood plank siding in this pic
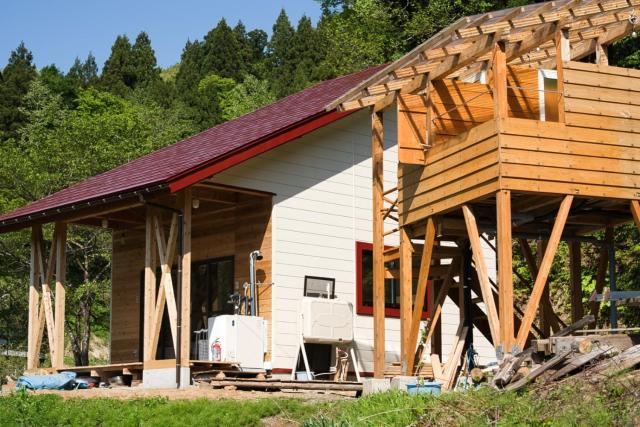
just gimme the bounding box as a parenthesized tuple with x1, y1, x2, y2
(110, 195, 272, 363)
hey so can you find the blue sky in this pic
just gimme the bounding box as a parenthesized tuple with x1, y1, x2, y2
(1, 0, 322, 71)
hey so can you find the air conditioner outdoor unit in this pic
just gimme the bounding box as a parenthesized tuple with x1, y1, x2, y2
(300, 297, 354, 344)
(207, 314, 266, 372)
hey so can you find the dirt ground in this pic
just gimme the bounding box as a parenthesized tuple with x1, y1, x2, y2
(1, 382, 356, 401)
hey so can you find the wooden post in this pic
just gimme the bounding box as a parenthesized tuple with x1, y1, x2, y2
(180, 189, 192, 368)
(492, 41, 508, 121)
(595, 41, 608, 66)
(496, 190, 514, 353)
(143, 207, 157, 362)
(569, 241, 583, 324)
(591, 226, 612, 323)
(516, 195, 573, 349)
(399, 227, 413, 375)
(462, 205, 500, 344)
(538, 239, 551, 337)
(372, 109, 385, 378)
(555, 28, 570, 123)
(27, 227, 40, 370)
(53, 222, 67, 369)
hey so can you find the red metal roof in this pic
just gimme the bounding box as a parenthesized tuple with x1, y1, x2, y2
(0, 66, 383, 230)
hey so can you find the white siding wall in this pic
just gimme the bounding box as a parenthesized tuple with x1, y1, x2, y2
(211, 109, 496, 372)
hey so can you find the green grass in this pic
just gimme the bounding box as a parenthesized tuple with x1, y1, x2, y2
(2, 373, 639, 426)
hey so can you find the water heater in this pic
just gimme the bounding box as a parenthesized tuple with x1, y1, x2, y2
(299, 297, 354, 344)
(207, 314, 266, 372)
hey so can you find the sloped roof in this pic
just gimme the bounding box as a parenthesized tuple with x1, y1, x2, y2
(0, 65, 384, 230)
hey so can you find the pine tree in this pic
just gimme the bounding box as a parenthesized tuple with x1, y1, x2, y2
(68, 53, 98, 88)
(0, 42, 37, 140)
(100, 35, 135, 96)
(267, 9, 295, 98)
(203, 18, 244, 81)
(247, 29, 268, 62)
(290, 16, 324, 93)
(131, 31, 160, 87)
(233, 21, 253, 69)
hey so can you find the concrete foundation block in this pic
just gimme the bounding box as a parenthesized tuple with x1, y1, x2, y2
(362, 378, 391, 395)
(390, 376, 418, 391)
(143, 367, 191, 389)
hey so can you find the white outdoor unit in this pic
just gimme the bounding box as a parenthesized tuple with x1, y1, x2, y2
(300, 297, 354, 344)
(207, 314, 266, 372)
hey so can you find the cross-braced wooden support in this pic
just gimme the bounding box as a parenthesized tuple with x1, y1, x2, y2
(27, 222, 67, 370)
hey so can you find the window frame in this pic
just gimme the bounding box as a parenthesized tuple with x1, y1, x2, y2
(355, 241, 430, 319)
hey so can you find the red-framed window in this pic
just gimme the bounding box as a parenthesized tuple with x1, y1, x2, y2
(355, 242, 430, 319)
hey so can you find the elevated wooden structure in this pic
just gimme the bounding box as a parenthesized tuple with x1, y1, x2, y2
(331, 0, 640, 379)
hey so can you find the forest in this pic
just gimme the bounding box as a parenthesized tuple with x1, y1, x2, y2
(0, 0, 639, 369)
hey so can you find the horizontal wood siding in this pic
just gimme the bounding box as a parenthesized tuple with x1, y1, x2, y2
(564, 61, 640, 134)
(399, 119, 500, 225)
(499, 118, 640, 200)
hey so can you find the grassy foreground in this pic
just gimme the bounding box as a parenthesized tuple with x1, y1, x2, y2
(1, 375, 639, 426)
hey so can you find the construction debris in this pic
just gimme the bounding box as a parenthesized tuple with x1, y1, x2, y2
(491, 323, 640, 393)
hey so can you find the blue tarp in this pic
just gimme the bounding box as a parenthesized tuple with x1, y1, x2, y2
(16, 371, 77, 390)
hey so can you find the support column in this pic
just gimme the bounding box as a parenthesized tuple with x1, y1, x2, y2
(555, 28, 570, 123)
(372, 109, 385, 378)
(179, 189, 192, 381)
(27, 227, 40, 371)
(143, 207, 157, 362)
(53, 222, 67, 369)
(569, 241, 583, 324)
(608, 228, 617, 329)
(595, 40, 609, 66)
(538, 239, 551, 337)
(492, 41, 508, 121)
(399, 227, 412, 374)
(496, 190, 514, 353)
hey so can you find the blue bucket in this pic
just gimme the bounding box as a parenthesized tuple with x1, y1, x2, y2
(407, 381, 442, 395)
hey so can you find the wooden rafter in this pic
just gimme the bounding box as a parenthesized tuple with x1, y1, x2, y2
(329, 0, 638, 110)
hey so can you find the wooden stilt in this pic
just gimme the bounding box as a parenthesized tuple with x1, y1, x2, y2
(53, 222, 67, 369)
(27, 227, 40, 370)
(538, 240, 552, 337)
(516, 195, 573, 349)
(555, 28, 570, 123)
(595, 40, 608, 66)
(492, 41, 508, 121)
(399, 227, 413, 375)
(570, 241, 583, 324)
(496, 190, 514, 352)
(591, 226, 612, 324)
(406, 217, 436, 374)
(462, 205, 500, 344)
(180, 189, 192, 368)
(372, 110, 385, 378)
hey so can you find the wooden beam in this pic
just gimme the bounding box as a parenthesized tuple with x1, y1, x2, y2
(555, 28, 570, 123)
(143, 207, 157, 362)
(406, 217, 436, 374)
(630, 200, 640, 232)
(570, 241, 583, 324)
(462, 205, 500, 344)
(27, 227, 40, 370)
(592, 226, 613, 323)
(399, 227, 413, 375)
(595, 39, 609, 65)
(516, 195, 573, 349)
(372, 110, 385, 378)
(492, 41, 508, 121)
(443, 324, 468, 390)
(34, 225, 57, 364)
(423, 258, 460, 347)
(538, 239, 552, 337)
(180, 189, 192, 370)
(497, 190, 514, 352)
(53, 222, 66, 369)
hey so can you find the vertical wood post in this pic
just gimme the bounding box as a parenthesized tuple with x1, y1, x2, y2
(496, 190, 514, 352)
(27, 227, 40, 370)
(53, 222, 67, 369)
(492, 41, 508, 121)
(372, 109, 386, 378)
(569, 241, 583, 324)
(591, 226, 612, 323)
(399, 227, 412, 375)
(180, 189, 192, 369)
(538, 239, 551, 337)
(595, 41, 608, 66)
(555, 28, 570, 123)
(143, 207, 157, 362)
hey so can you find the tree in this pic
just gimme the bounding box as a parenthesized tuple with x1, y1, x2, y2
(221, 74, 275, 120)
(100, 35, 135, 96)
(267, 9, 296, 97)
(131, 31, 161, 87)
(0, 42, 37, 140)
(290, 16, 324, 92)
(203, 19, 244, 81)
(68, 53, 98, 88)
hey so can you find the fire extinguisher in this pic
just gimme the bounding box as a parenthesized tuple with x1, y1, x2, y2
(211, 339, 221, 362)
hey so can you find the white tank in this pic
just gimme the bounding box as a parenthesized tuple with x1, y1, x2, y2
(207, 314, 266, 372)
(300, 297, 354, 344)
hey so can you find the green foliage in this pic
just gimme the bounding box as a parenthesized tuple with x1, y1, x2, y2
(221, 74, 276, 120)
(0, 42, 37, 141)
(203, 19, 245, 81)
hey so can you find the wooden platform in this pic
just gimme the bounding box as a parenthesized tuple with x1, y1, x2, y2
(56, 362, 143, 381)
(198, 377, 362, 393)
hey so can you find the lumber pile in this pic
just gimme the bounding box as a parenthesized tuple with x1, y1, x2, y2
(491, 325, 640, 391)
